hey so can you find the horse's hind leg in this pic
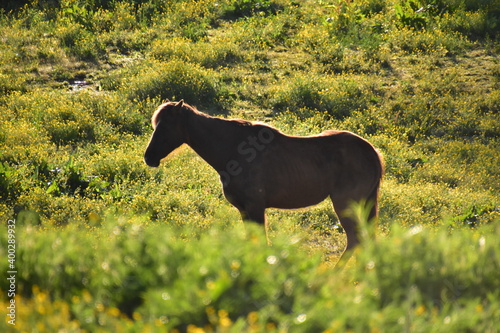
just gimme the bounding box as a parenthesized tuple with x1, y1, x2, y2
(331, 192, 379, 268)
(330, 199, 361, 269)
(332, 200, 360, 251)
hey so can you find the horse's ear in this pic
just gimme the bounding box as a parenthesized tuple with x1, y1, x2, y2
(173, 100, 184, 114)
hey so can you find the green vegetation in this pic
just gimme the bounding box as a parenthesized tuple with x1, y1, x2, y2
(1, 220, 499, 332)
(0, 0, 499, 331)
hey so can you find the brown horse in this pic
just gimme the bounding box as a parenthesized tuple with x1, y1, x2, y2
(144, 100, 383, 260)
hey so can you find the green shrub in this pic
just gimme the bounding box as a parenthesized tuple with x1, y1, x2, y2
(71, 91, 146, 135)
(84, 140, 149, 183)
(2, 89, 146, 145)
(124, 59, 222, 107)
(11, 92, 100, 145)
(149, 0, 226, 41)
(1, 217, 498, 332)
(55, 22, 106, 61)
(395, 0, 432, 29)
(271, 74, 377, 118)
(0, 162, 22, 203)
(415, 140, 500, 191)
(0, 116, 54, 165)
(0, 72, 26, 95)
(149, 36, 243, 69)
(223, 0, 282, 18)
(386, 26, 470, 55)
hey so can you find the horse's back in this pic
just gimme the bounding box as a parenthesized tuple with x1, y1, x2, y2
(237, 130, 372, 208)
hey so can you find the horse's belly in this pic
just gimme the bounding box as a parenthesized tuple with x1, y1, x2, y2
(262, 162, 332, 209)
(266, 184, 329, 209)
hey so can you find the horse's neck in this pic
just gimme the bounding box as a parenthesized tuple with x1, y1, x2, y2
(186, 112, 239, 172)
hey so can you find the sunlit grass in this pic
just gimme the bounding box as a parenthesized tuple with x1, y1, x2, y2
(0, 0, 499, 331)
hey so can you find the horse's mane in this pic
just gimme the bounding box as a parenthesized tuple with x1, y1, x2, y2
(151, 101, 280, 135)
(151, 101, 200, 128)
(151, 102, 170, 128)
(226, 118, 283, 138)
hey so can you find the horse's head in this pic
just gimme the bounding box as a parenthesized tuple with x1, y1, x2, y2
(144, 100, 186, 167)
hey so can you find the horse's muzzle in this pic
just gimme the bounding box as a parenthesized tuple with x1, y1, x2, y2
(144, 155, 160, 167)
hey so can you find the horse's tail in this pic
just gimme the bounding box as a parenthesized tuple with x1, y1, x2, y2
(368, 147, 384, 221)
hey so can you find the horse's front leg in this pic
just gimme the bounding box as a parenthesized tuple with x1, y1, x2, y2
(238, 204, 271, 246)
(223, 186, 271, 244)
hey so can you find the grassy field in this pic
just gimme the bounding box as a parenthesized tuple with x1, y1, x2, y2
(0, 0, 499, 331)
